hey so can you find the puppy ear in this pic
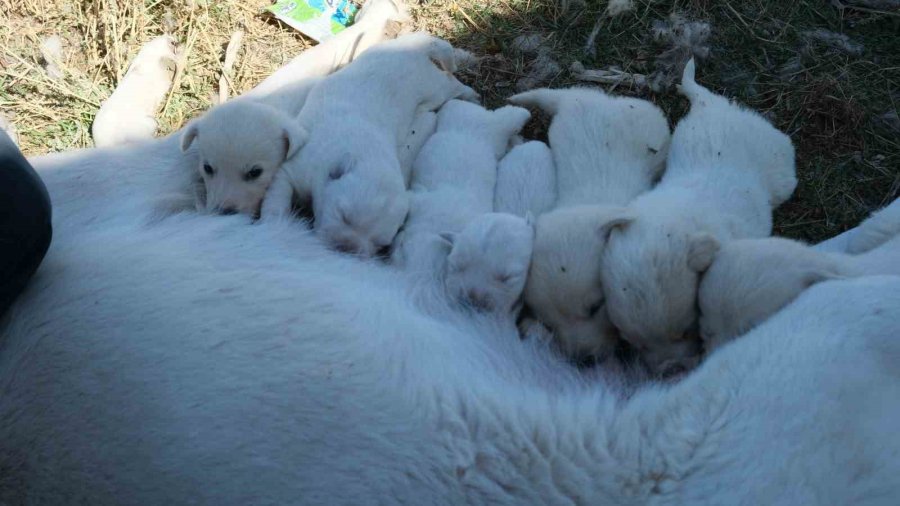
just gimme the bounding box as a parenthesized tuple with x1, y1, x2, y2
(180, 122, 199, 152)
(597, 212, 634, 241)
(281, 120, 308, 162)
(439, 232, 456, 247)
(687, 233, 720, 272)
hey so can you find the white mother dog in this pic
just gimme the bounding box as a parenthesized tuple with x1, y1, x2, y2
(2, 59, 899, 506)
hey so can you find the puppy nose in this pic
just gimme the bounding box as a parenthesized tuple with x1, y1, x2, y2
(219, 206, 238, 216)
(465, 290, 493, 312)
(333, 240, 358, 255)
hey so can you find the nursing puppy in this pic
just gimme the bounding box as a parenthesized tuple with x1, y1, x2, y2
(700, 225, 900, 352)
(393, 100, 531, 310)
(444, 213, 535, 314)
(494, 140, 557, 218)
(92, 35, 178, 148)
(507, 87, 670, 361)
(599, 59, 797, 376)
(266, 33, 478, 257)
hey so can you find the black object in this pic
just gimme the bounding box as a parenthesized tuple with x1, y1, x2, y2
(0, 130, 52, 316)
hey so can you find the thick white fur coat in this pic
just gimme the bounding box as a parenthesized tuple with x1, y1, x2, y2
(4, 137, 900, 503)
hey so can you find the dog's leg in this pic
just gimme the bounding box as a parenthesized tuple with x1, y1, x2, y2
(260, 170, 297, 221)
(92, 35, 178, 148)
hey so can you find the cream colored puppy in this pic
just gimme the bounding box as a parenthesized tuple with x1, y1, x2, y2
(266, 33, 478, 257)
(393, 100, 531, 273)
(699, 234, 900, 353)
(599, 59, 797, 376)
(92, 35, 177, 148)
(179, 100, 309, 216)
(494, 140, 557, 218)
(507, 86, 670, 361)
(444, 212, 535, 314)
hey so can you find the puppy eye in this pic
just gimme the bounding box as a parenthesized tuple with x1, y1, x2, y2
(244, 166, 263, 181)
(203, 163, 215, 176)
(587, 300, 604, 318)
(376, 243, 391, 258)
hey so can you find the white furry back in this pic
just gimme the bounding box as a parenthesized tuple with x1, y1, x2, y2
(494, 140, 557, 217)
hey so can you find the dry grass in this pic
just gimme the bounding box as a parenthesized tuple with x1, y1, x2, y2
(1, 0, 898, 242)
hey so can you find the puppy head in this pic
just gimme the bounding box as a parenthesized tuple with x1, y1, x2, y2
(600, 214, 713, 376)
(314, 156, 409, 258)
(444, 213, 535, 314)
(180, 100, 307, 217)
(524, 206, 630, 362)
(698, 238, 843, 352)
(437, 100, 531, 158)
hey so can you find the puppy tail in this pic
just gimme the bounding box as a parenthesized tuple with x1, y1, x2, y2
(676, 58, 708, 103)
(847, 198, 900, 254)
(507, 88, 563, 116)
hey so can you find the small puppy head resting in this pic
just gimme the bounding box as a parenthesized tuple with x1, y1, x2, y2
(524, 206, 631, 362)
(444, 213, 535, 314)
(698, 237, 843, 352)
(314, 153, 409, 258)
(599, 213, 713, 376)
(180, 100, 307, 216)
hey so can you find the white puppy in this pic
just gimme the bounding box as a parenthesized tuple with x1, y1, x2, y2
(178, 100, 309, 216)
(394, 100, 531, 308)
(700, 226, 900, 352)
(599, 59, 797, 376)
(92, 35, 178, 148)
(266, 33, 478, 256)
(507, 86, 670, 361)
(494, 140, 557, 218)
(444, 212, 535, 314)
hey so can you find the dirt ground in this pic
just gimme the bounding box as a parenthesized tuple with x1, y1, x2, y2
(1, 0, 897, 242)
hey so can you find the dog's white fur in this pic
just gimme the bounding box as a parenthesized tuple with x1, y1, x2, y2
(393, 100, 530, 277)
(264, 33, 478, 257)
(508, 87, 670, 361)
(700, 231, 900, 352)
(92, 35, 177, 148)
(494, 140, 557, 218)
(6, 132, 900, 501)
(600, 59, 797, 375)
(444, 212, 535, 314)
